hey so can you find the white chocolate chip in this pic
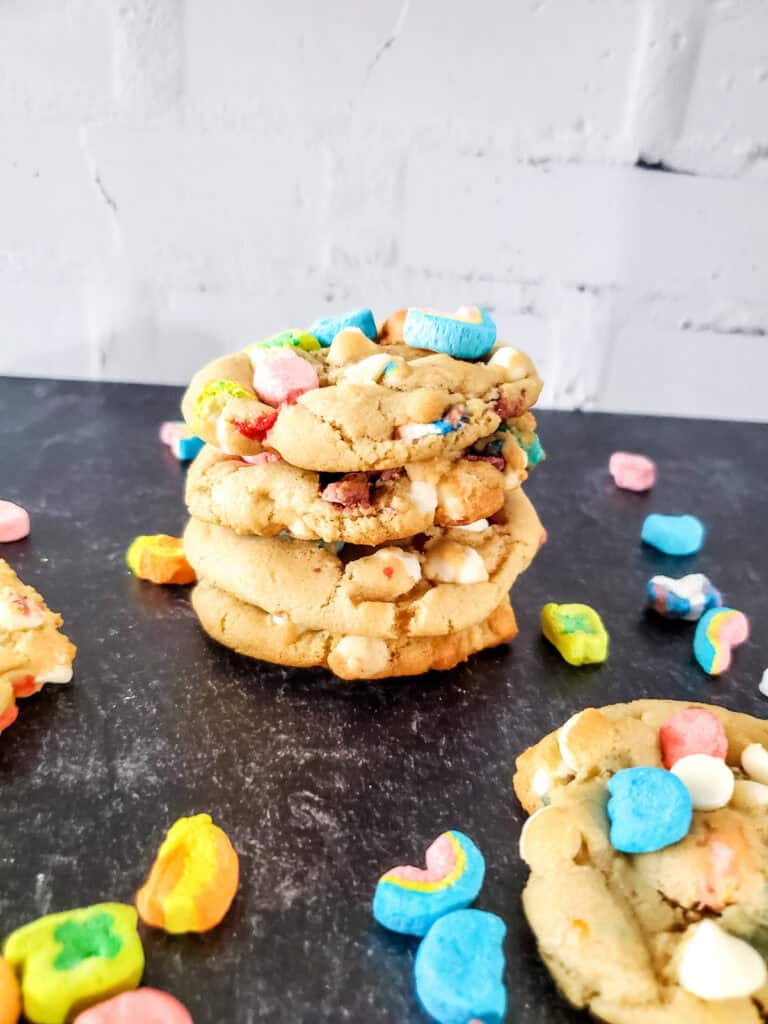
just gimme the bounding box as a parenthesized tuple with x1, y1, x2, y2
(397, 423, 441, 442)
(409, 481, 438, 515)
(343, 353, 393, 384)
(760, 668, 768, 698)
(678, 920, 767, 1000)
(741, 743, 768, 785)
(0, 590, 45, 631)
(731, 779, 768, 810)
(488, 346, 529, 381)
(519, 805, 551, 864)
(531, 768, 551, 799)
(329, 636, 390, 678)
(423, 541, 489, 584)
(380, 548, 422, 585)
(215, 415, 236, 455)
(558, 712, 583, 772)
(37, 663, 73, 685)
(671, 753, 734, 811)
(453, 519, 489, 533)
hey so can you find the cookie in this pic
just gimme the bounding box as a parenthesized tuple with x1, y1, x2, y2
(191, 581, 519, 680)
(0, 559, 76, 725)
(513, 700, 768, 1023)
(180, 324, 542, 470)
(184, 488, 543, 640)
(185, 422, 530, 544)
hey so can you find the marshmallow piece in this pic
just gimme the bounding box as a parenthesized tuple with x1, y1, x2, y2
(731, 779, 768, 810)
(641, 514, 705, 556)
(73, 988, 193, 1024)
(310, 308, 377, 347)
(423, 541, 489, 584)
(342, 353, 393, 384)
(404, 306, 496, 359)
(252, 350, 319, 407)
(741, 743, 768, 785)
(608, 452, 656, 492)
(671, 754, 734, 811)
(678, 920, 767, 1000)
(159, 421, 188, 446)
(329, 636, 390, 679)
(0, 500, 30, 542)
(0, 589, 45, 630)
(694, 608, 750, 675)
(647, 573, 722, 621)
(488, 345, 532, 381)
(659, 707, 728, 769)
(607, 767, 692, 854)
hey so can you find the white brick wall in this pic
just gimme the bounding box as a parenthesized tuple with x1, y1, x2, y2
(1, 0, 767, 421)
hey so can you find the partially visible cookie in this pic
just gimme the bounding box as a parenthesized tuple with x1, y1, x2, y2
(191, 581, 519, 680)
(181, 325, 542, 470)
(514, 700, 768, 1024)
(185, 421, 530, 544)
(0, 559, 76, 732)
(184, 488, 543, 639)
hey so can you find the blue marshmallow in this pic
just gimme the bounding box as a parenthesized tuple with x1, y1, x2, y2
(309, 309, 377, 347)
(174, 434, 204, 461)
(403, 307, 496, 360)
(607, 767, 692, 854)
(641, 514, 705, 556)
(414, 909, 507, 1024)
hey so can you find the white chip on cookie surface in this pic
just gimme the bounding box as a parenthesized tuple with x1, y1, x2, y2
(329, 636, 390, 678)
(382, 549, 422, 585)
(409, 481, 438, 514)
(342, 353, 393, 384)
(557, 712, 583, 772)
(453, 519, 489, 533)
(488, 346, 531, 381)
(678, 920, 767, 1000)
(731, 778, 768, 809)
(741, 743, 768, 786)
(37, 663, 74, 685)
(423, 541, 489, 584)
(0, 589, 45, 631)
(671, 753, 735, 811)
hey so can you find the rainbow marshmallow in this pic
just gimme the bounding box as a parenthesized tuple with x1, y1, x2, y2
(403, 306, 496, 359)
(694, 608, 750, 676)
(372, 830, 485, 937)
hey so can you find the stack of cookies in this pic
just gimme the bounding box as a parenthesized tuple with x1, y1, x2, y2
(180, 306, 545, 680)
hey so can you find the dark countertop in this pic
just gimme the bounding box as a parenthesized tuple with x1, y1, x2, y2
(0, 376, 766, 1023)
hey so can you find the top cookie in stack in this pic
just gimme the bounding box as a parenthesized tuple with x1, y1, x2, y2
(181, 306, 546, 680)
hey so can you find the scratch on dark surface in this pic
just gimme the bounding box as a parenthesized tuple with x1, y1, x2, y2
(364, 0, 412, 81)
(680, 319, 767, 338)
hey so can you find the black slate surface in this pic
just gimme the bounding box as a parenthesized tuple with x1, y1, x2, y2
(0, 375, 766, 1024)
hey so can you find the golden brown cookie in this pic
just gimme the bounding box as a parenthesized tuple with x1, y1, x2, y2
(181, 326, 542, 470)
(514, 700, 768, 1024)
(184, 421, 531, 544)
(191, 580, 519, 680)
(184, 488, 543, 639)
(0, 559, 76, 733)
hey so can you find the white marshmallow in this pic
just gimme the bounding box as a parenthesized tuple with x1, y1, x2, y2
(671, 753, 734, 811)
(678, 920, 767, 1000)
(741, 743, 768, 785)
(423, 542, 489, 584)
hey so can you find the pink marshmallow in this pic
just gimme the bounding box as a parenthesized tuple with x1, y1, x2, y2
(0, 500, 30, 542)
(73, 988, 192, 1024)
(241, 452, 282, 465)
(159, 421, 189, 446)
(609, 451, 656, 492)
(659, 708, 728, 769)
(252, 350, 319, 407)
